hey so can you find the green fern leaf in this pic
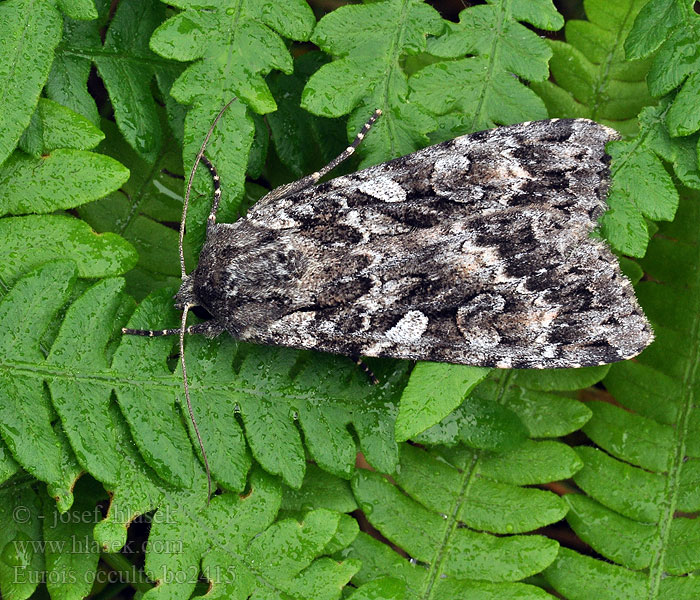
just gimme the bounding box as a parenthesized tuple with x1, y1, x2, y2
(76, 118, 194, 300)
(0, 439, 19, 483)
(0, 262, 200, 527)
(530, 0, 654, 137)
(395, 363, 490, 441)
(626, 0, 700, 137)
(0, 0, 62, 166)
(342, 370, 591, 597)
(266, 52, 349, 181)
(0, 95, 128, 219)
(302, 0, 444, 166)
(414, 368, 598, 449)
(352, 469, 558, 579)
(346, 442, 566, 598)
(346, 577, 405, 600)
(121, 291, 411, 490)
(141, 469, 359, 600)
(414, 382, 531, 452)
(0, 83, 131, 299)
(0, 215, 137, 291)
(0, 262, 86, 511)
(0, 149, 128, 215)
(543, 191, 700, 598)
(343, 533, 439, 599)
(476, 438, 584, 485)
(348, 367, 596, 597)
(92, 0, 168, 163)
(19, 98, 104, 156)
(341, 368, 592, 598)
(92, 402, 209, 552)
(45, 2, 104, 126)
(281, 464, 358, 516)
(400, 443, 568, 534)
(55, 0, 98, 21)
(0, 485, 45, 600)
(149, 0, 315, 237)
(22, 0, 178, 167)
(42, 478, 105, 600)
(600, 101, 700, 256)
(408, 0, 562, 142)
(115, 290, 238, 491)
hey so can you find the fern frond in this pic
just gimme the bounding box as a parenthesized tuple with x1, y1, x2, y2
(42, 477, 105, 600)
(19, 98, 104, 156)
(596, 1, 700, 257)
(266, 52, 349, 182)
(121, 291, 412, 491)
(150, 0, 316, 240)
(625, 0, 700, 137)
(346, 444, 565, 598)
(543, 191, 700, 598)
(91, 0, 171, 163)
(601, 99, 700, 257)
(0, 94, 129, 219)
(0, 89, 135, 295)
(0, 0, 62, 165)
(395, 363, 490, 441)
(530, 0, 654, 137)
(139, 469, 359, 600)
(302, 0, 445, 166)
(0, 484, 45, 600)
(343, 367, 595, 598)
(415, 367, 599, 448)
(76, 118, 193, 300)
(281, 464, 358, 517)
(0, 439, 19, 483)
(523, 0, 687, 257)
(0, 262, 86, 511)
(0, 215, 137, 293)
(408, 0, 563, 141)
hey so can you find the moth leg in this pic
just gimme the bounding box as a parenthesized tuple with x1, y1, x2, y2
(121, 321, 225, 338)
(188, 320, 226, 339)
(122, 327, 182, 337)
(352, 356, 379, 385)
(261, 108, 382, 203)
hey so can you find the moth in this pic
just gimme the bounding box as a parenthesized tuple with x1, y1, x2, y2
(123, 104, 654, 496)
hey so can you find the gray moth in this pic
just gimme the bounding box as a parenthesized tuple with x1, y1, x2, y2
(175, 116, 653, 369)
(123, 110, 654, 496)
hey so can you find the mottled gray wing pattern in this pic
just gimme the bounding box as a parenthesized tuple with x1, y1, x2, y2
(190, 119, 653, 368)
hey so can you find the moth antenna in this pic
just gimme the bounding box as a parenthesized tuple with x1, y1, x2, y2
(260, 108, 382, 203)
(179, 303, 212, 504)
(200, 155, 221, 231)
(180, 97, 238, 279)
(177, 98, 237, 504)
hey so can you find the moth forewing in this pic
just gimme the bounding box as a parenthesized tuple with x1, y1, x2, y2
(187, 117, 653, 370)
(123, 109, 654, 500)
